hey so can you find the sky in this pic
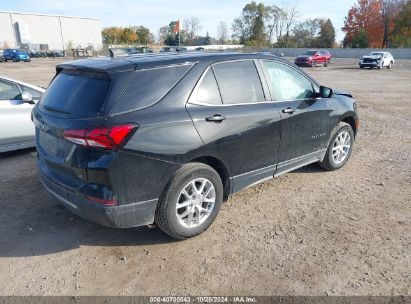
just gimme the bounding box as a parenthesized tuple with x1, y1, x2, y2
(1, 0, 357, 42)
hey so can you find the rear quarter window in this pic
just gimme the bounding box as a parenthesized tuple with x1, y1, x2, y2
(112, 64, 192, 114)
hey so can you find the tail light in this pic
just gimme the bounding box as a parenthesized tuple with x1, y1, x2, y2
(64, 124, 137, 149)
(86, 195, 118, 206)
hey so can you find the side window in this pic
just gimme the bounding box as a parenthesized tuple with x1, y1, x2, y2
(191, 68, 222, 105)
(114, 64, 192, 113)
(0, 80, 22, 100)
(212, 60, 265, 104)
(260, 60, 316, 101)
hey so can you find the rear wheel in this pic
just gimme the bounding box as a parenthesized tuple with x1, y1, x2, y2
(324, 60, 328, 67)
(319, 122, 354, 171)
(155, 163, 223, 239)
(387, 62, 393, 69)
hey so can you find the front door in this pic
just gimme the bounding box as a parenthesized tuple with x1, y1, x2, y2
(258, 60, 332, 174)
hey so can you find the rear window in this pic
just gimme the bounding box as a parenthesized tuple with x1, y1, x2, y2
(40, 70, 109, 118)
(113, 64, 192, 114)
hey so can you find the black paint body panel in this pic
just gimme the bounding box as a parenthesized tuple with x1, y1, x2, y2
(33, 52, 359, 228)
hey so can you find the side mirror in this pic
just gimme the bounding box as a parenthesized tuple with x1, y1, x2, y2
(319, 86, 333, 98)
(21, 91, 34, 104)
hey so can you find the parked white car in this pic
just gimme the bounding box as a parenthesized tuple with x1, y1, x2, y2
(359, 52, 395, 69)
(0, 76, 45, 152)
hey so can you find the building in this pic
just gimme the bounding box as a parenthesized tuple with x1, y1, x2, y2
(0, 11, 102, 51)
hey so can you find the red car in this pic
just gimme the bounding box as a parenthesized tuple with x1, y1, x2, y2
(294, 50, 331, 67)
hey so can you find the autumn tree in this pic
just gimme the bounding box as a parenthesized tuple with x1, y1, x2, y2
(135, 26, 154, 45)
(342, 0, 384, 47)
(391, 0, 411, 47)
(381, 0, 405, 47)
(102, 27, 123, 44)
(352, 28, 369, 47)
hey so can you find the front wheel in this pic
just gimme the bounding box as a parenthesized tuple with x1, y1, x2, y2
(155, 163, 223, 239)
(319, 122, 354, 171)
(387, 62, 392, 69)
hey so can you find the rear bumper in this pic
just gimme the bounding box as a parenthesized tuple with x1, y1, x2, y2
(39, 169, 158, 228)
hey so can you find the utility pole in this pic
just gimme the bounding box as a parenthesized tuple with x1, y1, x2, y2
(178, 19, 181, 47)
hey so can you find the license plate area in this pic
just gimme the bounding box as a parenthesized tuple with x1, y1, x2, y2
(39, 130, 73, 158)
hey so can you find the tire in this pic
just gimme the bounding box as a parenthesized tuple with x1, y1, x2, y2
(155, 162, 223, 239)
(319, 122, 354, 171)
(387, 62, 392, 69)
(360, 65, 364, 69)
(311, 60, 316, 67)
(324, 60, 328, 67)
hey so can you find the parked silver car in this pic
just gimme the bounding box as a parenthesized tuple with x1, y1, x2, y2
(0, 76, 45, 152)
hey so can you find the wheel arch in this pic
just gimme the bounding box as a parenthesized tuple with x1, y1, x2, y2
(341, 115, 357, 137)
(189, 156, 230, 201)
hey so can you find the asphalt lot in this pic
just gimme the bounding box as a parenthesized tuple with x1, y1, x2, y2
(0, 57, 410, 296)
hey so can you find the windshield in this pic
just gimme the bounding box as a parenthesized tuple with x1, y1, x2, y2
(370, 52, 384, 57)
(305, 51, 317, 56)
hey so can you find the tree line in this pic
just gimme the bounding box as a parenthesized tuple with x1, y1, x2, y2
(342, 0, 411, 48)
(102, 0, 410, 48)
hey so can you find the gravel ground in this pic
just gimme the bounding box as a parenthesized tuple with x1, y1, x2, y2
(0, 57, 410, 296)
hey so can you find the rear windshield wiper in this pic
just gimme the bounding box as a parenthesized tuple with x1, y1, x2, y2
(43, 105, 70, 114)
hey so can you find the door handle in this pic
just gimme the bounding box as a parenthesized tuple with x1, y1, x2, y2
(206, 114, 226, 122)
(282, 107, 296, 114)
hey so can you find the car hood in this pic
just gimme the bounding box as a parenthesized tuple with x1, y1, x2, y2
(333, 89, 354, 98)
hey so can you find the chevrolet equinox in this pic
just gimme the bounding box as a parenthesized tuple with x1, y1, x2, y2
(33, 52, 359, 239)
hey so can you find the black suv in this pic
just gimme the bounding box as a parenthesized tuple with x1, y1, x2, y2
(33, 53, 359, 239)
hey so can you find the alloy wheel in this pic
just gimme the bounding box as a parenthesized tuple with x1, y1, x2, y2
(332, 131, 351, 164)
(176, 178, 216, 228)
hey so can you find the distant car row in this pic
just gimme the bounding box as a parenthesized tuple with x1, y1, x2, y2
(29, 50, 66, 58)
(294, 49, 395, 70)
(0, 49, 66, 62)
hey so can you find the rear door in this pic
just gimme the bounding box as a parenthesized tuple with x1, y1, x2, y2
(186, 60, 282, 192)
(0, 79, 34, 148)
(259, 60, 332, 174)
